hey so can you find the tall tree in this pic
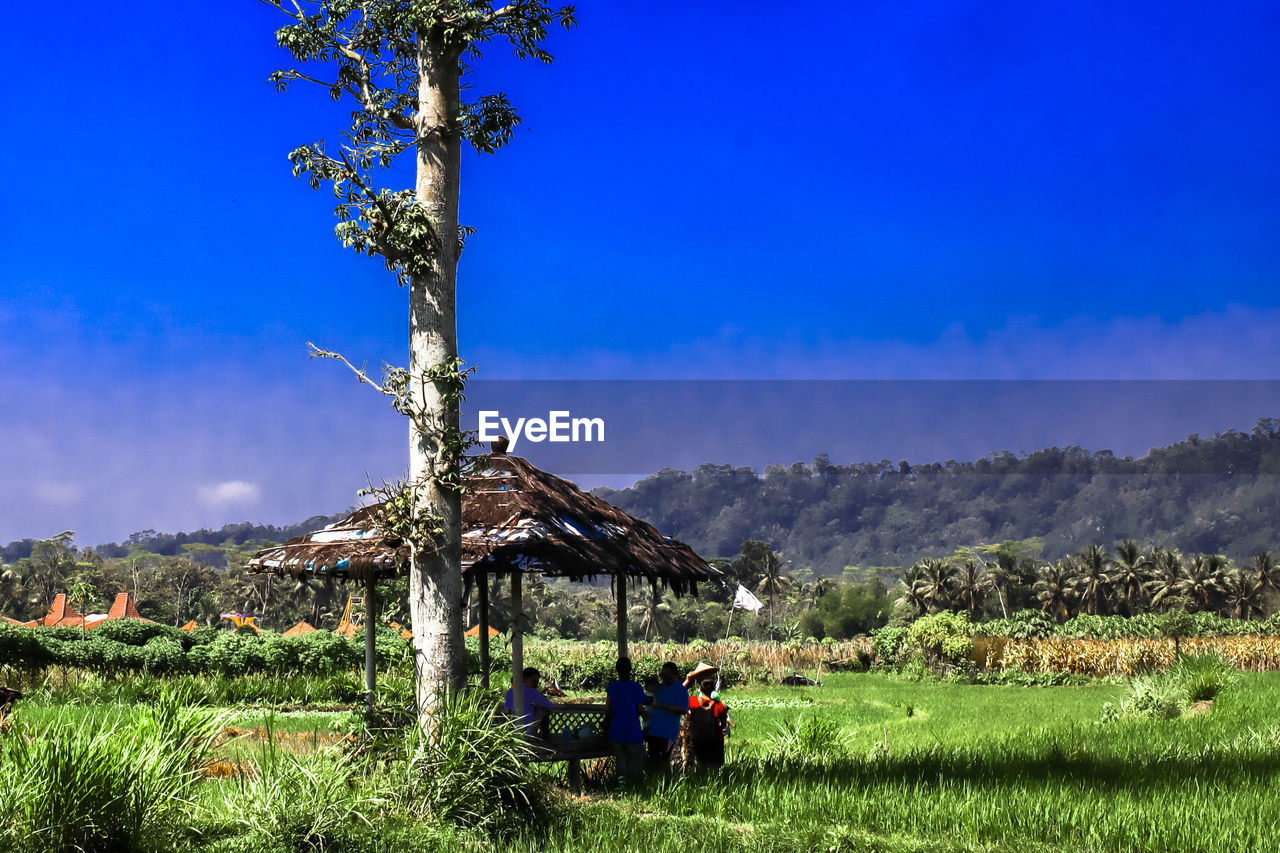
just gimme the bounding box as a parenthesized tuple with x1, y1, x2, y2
(261, 0, 576, 722)
(1034, 559, 1079, 623)
(1177, 554, 1226, 612)
(1219, 568, 1265, 620)
(911, 558, 956, 614)
(1147, 546, 1184, 611)
(1111, 539, 1151, 617)
(1075, 543, 1114, 616)
(952, 560, 993, 619)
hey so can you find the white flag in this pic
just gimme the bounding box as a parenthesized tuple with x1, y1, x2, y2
(733, 584, 764, 612)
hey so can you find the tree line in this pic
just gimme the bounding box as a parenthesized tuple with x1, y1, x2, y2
(598, 418, 1280, 572)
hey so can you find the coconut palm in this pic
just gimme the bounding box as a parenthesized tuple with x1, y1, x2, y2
(1111, 540, 1151, 617)
(1034, 559, 1079, 623)
(752, 549, 791, 625)
(1250, 552, 1279, 595)
(629, 587, 673, 640)
(1219, 568, 1266, 621)
(1147, 547, 1184, 611)
(953, 560, 994, 618)
(1075, 544, 1114, 616)
(894, 563, 929, 616)
(1176, 554, 1226, 612)
(911, 558, 957, 613)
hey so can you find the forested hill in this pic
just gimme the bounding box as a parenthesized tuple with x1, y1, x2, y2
(0, 513, 350, 564)
(594, 419, 1280, 575)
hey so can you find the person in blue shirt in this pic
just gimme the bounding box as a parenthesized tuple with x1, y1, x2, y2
(504, 667, 556, 736)
(646, 661, 689, 770)
(603, 657, 648, 784)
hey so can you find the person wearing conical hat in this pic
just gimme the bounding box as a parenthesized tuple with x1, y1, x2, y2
(683, 661, 718, 689)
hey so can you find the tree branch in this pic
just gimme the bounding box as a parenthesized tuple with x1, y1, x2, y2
(335, 40, 415, 131)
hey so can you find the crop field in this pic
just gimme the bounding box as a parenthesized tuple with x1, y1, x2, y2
(4, 664, 1280, 853)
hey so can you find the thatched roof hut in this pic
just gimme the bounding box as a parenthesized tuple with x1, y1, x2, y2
(246, 446, 721, 706)
(247, 449, 718, 594)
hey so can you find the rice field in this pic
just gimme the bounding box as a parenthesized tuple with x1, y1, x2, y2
(5, 669, 1280, 852)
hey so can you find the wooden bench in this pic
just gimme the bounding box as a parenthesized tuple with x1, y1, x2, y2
(526, 702, 612, 789)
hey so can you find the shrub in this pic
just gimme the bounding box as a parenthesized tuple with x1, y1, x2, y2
(396, 688, 544, 828)
(906, 611, 973, 671)
(0, 688, 224, 852)
(870, 626, 908, 669)
(764, 714, 855, 765)
(220, 743, 386, 850)
(1122, 674, 1184, 719)
(1169, 651, 1236, 703)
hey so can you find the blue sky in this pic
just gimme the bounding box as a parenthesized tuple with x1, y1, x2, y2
(3, 2, 1280, 546)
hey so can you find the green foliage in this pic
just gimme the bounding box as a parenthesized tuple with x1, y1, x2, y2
(395, 688, 545, 828)
(1170, 651, 1237, 703)
(0, 623, 384, 682)
(980, 608, 1056, 639)
(0, 688, 224, 852)
(764, 714, 856, 765)
(870, 626, 908, 669)
(217, 743, 385, 850)
(906, 611, 973, 669)
(1103, 652, 1237, 721)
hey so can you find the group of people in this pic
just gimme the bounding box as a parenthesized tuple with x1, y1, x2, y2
(504, 657, 730, 783)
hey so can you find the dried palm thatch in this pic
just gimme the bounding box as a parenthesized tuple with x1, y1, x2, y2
(247, 450, 719, 595)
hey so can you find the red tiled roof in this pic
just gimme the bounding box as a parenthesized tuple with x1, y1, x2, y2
(106, 591, 144, 621)
(42, 593, 85, 627)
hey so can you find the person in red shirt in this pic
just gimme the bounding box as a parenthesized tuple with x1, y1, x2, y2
(687, 677, 729, 767)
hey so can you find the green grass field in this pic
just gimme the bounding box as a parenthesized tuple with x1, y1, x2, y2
(521, 672, 1280, 853)
(6, 671, 1280, 852)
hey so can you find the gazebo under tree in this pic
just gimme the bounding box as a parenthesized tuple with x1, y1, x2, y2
(246, 440, 721, 721)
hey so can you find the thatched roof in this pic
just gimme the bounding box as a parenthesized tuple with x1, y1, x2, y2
(247, 451, 720, 595)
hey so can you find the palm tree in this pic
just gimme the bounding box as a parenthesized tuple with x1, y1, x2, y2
(803, 577, 834, 609)
(1075, 544, 1114, 616)
(912, 559, 957, 613)
(894, 563, 929, 616)
(1248, 552, 1279, 618)
(1034, 559, 1079, 623)
(1111, 540, 1151, 617)
(1147, 547, 1184, 611)
(1250, 552, 1279, 594)
(629, 586, 673, 640)
(1177, 554, 1226, 612)
(753, 549, 791, 625)
(1219, 568, 1265, 621)
(952, 560, 993, 619)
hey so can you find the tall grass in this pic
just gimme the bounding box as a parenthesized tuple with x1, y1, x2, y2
(392, 687, 546, 828)
(0, 688, 225, 853)
(209, 743, 386, 852)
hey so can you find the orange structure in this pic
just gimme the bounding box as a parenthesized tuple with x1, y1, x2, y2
(282, 621, 317, 638)
(38, 592, 85, 628)
(7, 591, 152, 630)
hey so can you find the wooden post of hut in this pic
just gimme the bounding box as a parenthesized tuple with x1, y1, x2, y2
(616, 574, 628, 660)
(364, 575, 377, 715)
(510, 570, 524, 721)
(477, 570, 490, 689)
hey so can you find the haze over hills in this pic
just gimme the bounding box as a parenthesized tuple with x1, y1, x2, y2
(4, 421, 1279, 573)
(595, 419, 1280, 573)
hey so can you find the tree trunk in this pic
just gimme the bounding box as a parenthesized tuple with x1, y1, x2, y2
(407, 35, 465, 728)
